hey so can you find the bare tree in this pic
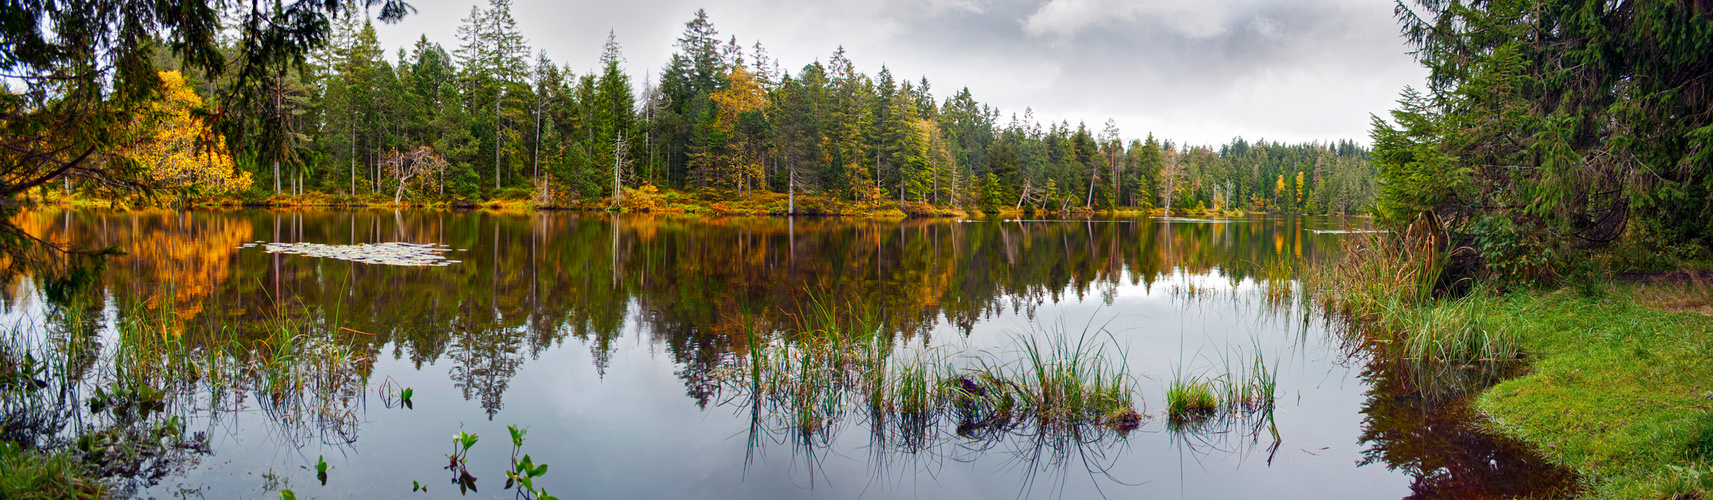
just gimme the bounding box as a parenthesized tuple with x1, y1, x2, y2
(611, 132, 631, 208)
(382, 146, 450, 204)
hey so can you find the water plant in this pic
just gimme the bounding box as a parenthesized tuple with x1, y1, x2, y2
(1392, 294, 1518, 366)
(315, 455, 327, 485)
(1213, 349, 1276, 413)
(379, 377, 414, 410)
(446, 430, 479, 493)
(502, 425, 557, 500)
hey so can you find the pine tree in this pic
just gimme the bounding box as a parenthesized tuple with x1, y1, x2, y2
(594, 32, 636, 192)
(456, 0, 530, 193)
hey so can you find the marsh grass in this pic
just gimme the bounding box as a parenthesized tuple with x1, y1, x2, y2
(1391, 295, 1519, 365)
(1215, 350, 1277, 413)
(998, 329, 1135, 426)
(1308, 215, 1451, 313)
(1308, 220, 1522, 395)
(1, 292, 374, 494)
(717, 306, 1142, 457)
(1165, 377, 1217, 421)
(1165, 348, 1276, 435)
(1255, 257, 1302, 310)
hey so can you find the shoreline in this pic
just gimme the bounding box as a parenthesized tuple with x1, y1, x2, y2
(29, 194, 1366, 220)
(1412, 279, 1712, 498)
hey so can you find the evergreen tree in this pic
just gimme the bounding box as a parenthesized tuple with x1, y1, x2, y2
(455, 0, 531, 193)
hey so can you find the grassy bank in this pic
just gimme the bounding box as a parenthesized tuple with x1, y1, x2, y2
(0, 442, 103, 499)
(1471, 280, 1713, 499)
(1313, 228, 1713, 498)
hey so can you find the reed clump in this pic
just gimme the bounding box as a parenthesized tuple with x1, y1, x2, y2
(1165, 377, 1217, 420)
(993, 332, 1134, 425)
(1392, 295, 1519, 365)
(1165, 350, 1276, 424)
(1309, 217, 1520, 370)
(717, 311, 1143, 445)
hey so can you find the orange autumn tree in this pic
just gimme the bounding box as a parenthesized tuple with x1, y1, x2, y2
(121, 71, 253, 199)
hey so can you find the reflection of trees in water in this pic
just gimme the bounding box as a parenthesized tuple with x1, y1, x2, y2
(0, 295, 380, 495)
(15, 211, 1348, 429)
(1352, 345, 1581, 498)
(5, 209, 1599, 496)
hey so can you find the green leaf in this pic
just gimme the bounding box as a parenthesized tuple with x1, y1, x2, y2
(508, 424, 525, 447)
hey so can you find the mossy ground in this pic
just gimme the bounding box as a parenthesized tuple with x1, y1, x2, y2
(1473, 281, 1713, 499)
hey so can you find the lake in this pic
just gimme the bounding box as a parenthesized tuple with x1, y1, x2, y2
(0, 209, 1574, 499)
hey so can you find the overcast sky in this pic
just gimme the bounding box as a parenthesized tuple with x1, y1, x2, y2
(370, 0, 1426, 146)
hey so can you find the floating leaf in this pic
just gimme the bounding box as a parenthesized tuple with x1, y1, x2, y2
(254, 241, 462, 267)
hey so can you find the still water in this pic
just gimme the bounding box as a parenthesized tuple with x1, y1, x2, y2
(2, 209, 1571, 499)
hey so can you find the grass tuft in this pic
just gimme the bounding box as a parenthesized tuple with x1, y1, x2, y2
(0, 441, 103, 499)
(717, 306, 1141, 448)
(1166, 377, 1217, 420)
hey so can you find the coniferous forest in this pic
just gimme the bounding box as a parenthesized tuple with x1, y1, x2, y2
(146, 3, 1375, 215)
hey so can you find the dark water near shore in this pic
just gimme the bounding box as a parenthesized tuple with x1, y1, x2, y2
(0, 209, 1575, 499)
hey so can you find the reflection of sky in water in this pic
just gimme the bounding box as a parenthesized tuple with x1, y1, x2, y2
(163, 279, 1398, 497)
(4, 211, 1413, 499)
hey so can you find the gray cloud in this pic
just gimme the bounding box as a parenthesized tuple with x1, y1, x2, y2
(372, 0, 1425, 145)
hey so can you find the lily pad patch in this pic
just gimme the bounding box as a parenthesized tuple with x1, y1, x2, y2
(244, 242, 462, 267)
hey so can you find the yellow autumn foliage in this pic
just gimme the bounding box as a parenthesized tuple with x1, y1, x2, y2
(706, 65, 769, 192)
(123, 71, 252, 195)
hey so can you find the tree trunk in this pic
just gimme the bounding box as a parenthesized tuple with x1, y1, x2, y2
(1085, 168, 1097, 209)
(612, 132, 624, 207)
(349, 118, 355, 195)
(534, 92, 541, 183)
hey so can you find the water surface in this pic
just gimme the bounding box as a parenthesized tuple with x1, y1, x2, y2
(0, 210, 1571, 498)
